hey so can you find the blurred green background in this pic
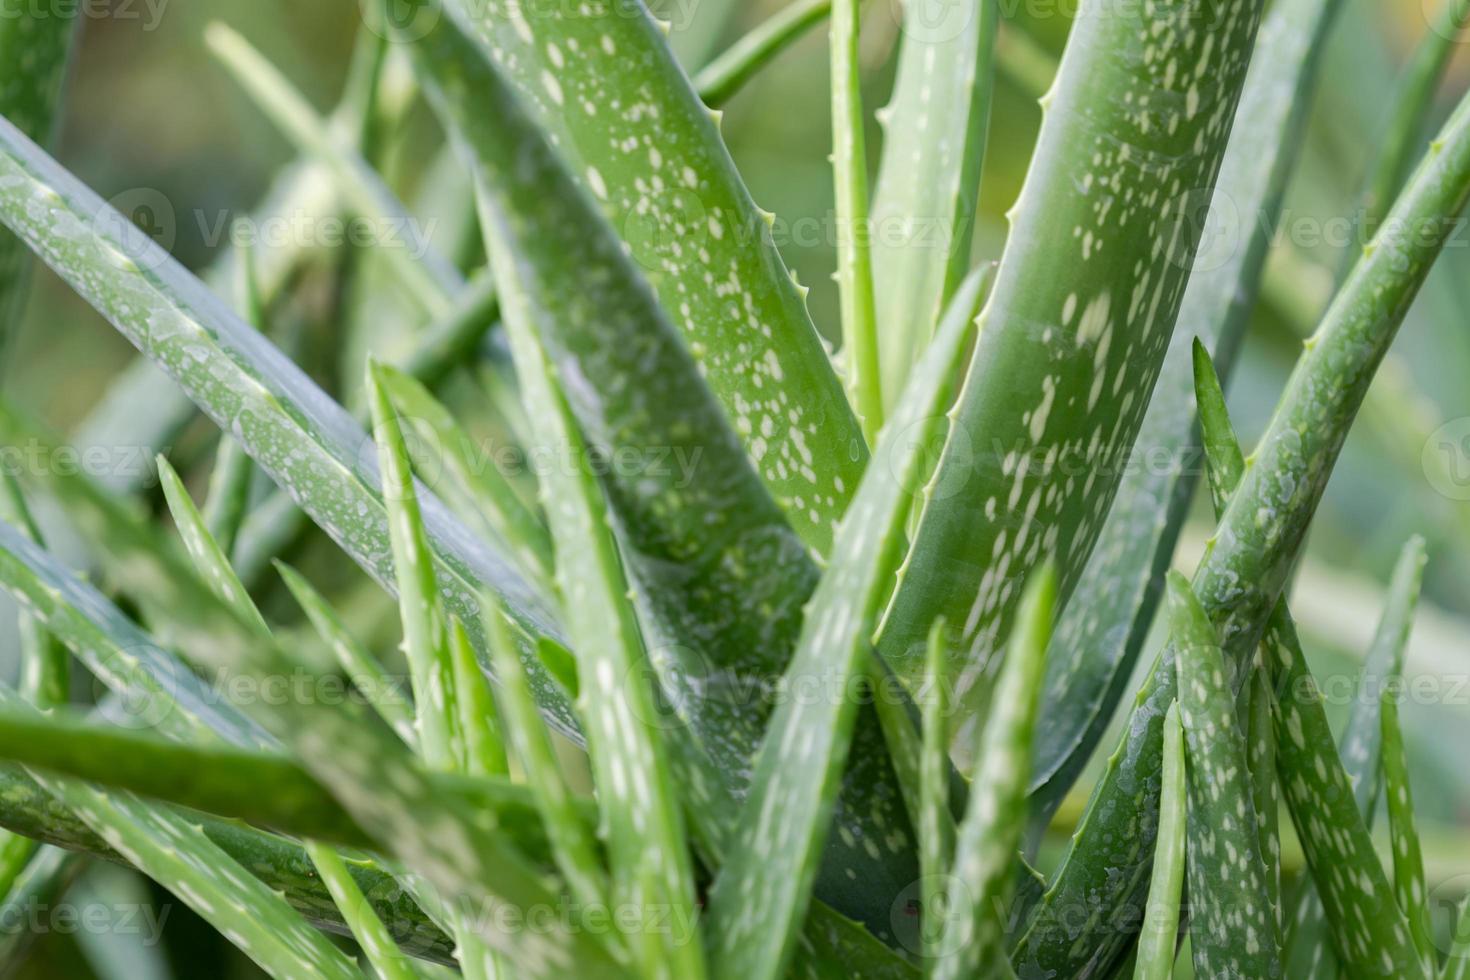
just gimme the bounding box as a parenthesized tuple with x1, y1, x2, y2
(3, 0, 1470, 974)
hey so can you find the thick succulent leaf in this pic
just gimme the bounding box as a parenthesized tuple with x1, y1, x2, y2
(1381, 696, 1435, 968)
(403, 2, 930, 939)
(918, 619, 957, 960)
(932, 566, 1055, 980)
(691, 0, 831, 108)
(432, 0, 866, 554)
(1133, 702, 1185, 980)
(875, 0, 1267, 724)
(306, 843, 421, 980)
(1191, 351, 1428, 979)
(0, 706, 571, 861)
(493, 231, 705, 980)
(366, 364, 462, 768)
(1283, 534, 1426, 976)
(830, 0, 881, 438)
(1013, 84, 1470, 978)
(1244, 661, 1281, 940)
(0, 689, 364, 980)
(0, 763, 457, 964)
(0, 472, 67, 708)
(703, 257, 987, 980)
(0, 114, 578, 735)
(1027, 0, 1347, 817)
(483, 597, 608, 911)
(0, 1, 76, 348)
(870, 0, 998, 407)
(1165, 573, 1279, 979)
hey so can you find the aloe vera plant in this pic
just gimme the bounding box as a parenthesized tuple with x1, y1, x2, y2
(0, 0, 1469, 977)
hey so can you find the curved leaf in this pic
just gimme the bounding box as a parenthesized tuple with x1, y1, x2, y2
(1133, 701, 1185, 980)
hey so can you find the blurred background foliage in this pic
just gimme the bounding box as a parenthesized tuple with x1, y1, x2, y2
(3, 0, 1470, 975)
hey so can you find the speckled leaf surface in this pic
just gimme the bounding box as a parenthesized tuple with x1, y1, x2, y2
(1012, 83, 1470, 978)
(870, 0, 998, 408)
(1134, 701, 1185, 980)
(932, 567, 1054, 980)
(1027, 0, 1346, 819)
(1166, 574, 1279, 979)
(1381, 697, 1435, 969)
(1283, 535, 1426, 978)
(703, 265, 986, 980)
(875, 0, 1267, 722)
(403, 3, 930, 941)
(0, 114, 578, 738)
(434, 0, 866, 555)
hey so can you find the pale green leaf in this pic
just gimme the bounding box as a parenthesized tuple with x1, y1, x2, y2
(1133, 702, 1185, 980)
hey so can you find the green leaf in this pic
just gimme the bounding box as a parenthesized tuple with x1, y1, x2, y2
(870, 0, 998, 408)
(433, 0, 866, 555)
(875, 0, 1268, 726)
(1013, 76, 1470, 978)
(0, 118, 578, 737)
(448, 619, 508, 779)
(373, 362, 552, 591)
(1165, 572, 1280, 979)
(932, 565, 1055, 980)
(366, 362, 462, 768)
(918, 618, 956, 962)
(1191, 346, 1429, 979)
(703, 258, 987, 980)
(1245, 661, 1281, 941)
(482, 595, 608, 912)
(0, 762, 457, 964)
(829, 0, 881, 440)
(0, 471, 67, 708)
(1283, 534, 1427, 977)
(403, 1, 932, 939)
(1381, 696, 1435, 969)
(691, 0, 831, 108)
(1133, 702, 1185, 980)
(0, 689, 366, 980)
(490, 200, 706, 980)
(1027, 0, 1347, 819)
(306, 843, 423, 980)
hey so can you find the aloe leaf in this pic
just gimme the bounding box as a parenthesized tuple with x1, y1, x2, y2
(306, 843, 423, 980)
(0, 116, 578, 733)
(875, 0, 1269, 720)
(703, 255, 986, 980)
(1165, 573, 1280, 978)
(0, 706, 570, 860)
(1382, 695, 1435, 968)
(490, 201, 705, 980)
(0, 692, 366, 979)
(0, 0, 76, 354)
(482, 596, 608, 912)
(1244, 660, 1281, 939)
(918, 618, 956, 960)
(1191, 347, 1428, 979)
(366, 362, 462, 768)
(1133, 701, 1185, 980)
(1027, 0, 1347, 818)
(406, 2, 933, 939)
(448, 620, 507, 779)
(433, 0, 867, 555)
(374, 362, 552, 590)
(1283, 534, 1426, 976)
(204, 21, 461, 315)
(932, 566, 1055, 980)
(1013, 83, 1470, 977)
(691, 0, 830, 108)
(870, 0, 998, 408)
(0, 766, 457, 965)
(830, 0, 882, 439)
(276, 561, 418, 745)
